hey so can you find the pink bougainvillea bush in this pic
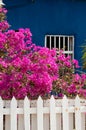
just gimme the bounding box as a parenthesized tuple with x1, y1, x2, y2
(0, 8, 58, 99)
(0, 7, 10, 32)
(0, 29, 58, 99)
(0, 7, 86, 99)
(52, 51, 86, 98)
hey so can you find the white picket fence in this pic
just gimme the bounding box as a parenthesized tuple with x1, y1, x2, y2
(0, 95, 86, 130)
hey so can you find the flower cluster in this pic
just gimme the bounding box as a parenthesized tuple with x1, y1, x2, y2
(0, 7, 10, 32)
(0, 26, 58, 99)
(52, 51, 86, 98)
(0, 20, 10, 32)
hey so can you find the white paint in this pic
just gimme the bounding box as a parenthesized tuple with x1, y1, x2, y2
(0, 95, 86, 130)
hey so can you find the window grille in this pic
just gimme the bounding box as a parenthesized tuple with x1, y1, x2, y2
(45, 35, 74, 59)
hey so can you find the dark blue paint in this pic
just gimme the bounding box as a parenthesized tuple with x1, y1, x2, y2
(3, 0, 86, 69)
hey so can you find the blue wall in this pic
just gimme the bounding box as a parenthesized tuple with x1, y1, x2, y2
(3, 0, 86, 68)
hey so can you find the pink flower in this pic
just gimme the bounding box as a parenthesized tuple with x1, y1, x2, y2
(0, 8, 7, 14)
(72, 59, 80, 68)
(74, 73, 81, 82)
(0, 21, 10, 32)
(67, 84, 77, 95)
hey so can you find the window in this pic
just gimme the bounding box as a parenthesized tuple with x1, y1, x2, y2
(45, 35, 74, 59)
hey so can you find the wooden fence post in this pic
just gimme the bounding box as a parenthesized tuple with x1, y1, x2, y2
(62, 95, 72, 130)
(50, 96, 56, 130)
(24, 97, 30, 130)
(17, 100, 24, 130)
(37, 96, 43, 130)
(10, 97, 17, 130)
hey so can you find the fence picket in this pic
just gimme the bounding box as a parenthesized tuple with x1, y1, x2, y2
(37, 96, 43, 130)
(24, 97, 30, 130)
(62, 96, 71, 130)
(50, 96, 56, 130)
(0, 97, 3, 130)
(10, 97, 17, 130)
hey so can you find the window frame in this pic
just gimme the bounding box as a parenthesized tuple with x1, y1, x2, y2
(45, 35, 74, 59)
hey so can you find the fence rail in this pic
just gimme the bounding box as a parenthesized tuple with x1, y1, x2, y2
(0, 95, 86, 130)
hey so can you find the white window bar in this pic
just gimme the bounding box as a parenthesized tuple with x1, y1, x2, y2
(54, 36, 56, 48)
(45, 36, 47, 47)
(63, 36, 65, 51)
(45, 35, 74, 60)
(59, 36, 60, 51)
(50, 36, 51, 49)
(68, 36, 69, 52)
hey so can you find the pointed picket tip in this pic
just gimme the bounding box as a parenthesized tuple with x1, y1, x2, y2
(11, 96, 17, 106)
(50, 95, 55, 104)
(24, 96, 30, 104)
(38, 96, 42, 101)
(37, 96, 43, 105)
(63, 95, 67, 100)
(75, 95, 81, 107)
(12, 96, 16, 101)
(75, 95, 80, 100)
(0, 96, 3, 106)
(24, 96, 30, 107)
(50, 95, 55, 100)
(24, 96, 29, 101)
(0, 96, 2, 100)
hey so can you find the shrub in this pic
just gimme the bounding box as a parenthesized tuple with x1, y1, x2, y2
(52, 51, 86, 98)
(0, 8, 58, 99)
(81, 45, 86, 69)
